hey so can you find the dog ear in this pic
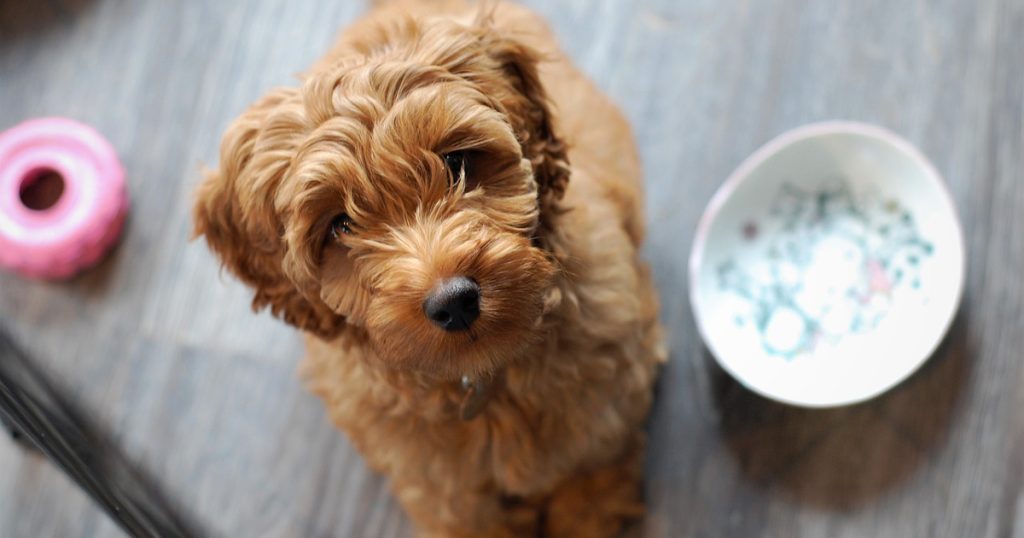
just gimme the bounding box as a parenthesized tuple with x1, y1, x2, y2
(193, 88, 346, 338)
(480, 30, 571, 217)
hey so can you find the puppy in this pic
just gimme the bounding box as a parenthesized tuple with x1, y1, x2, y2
(194, 1, 665, 536)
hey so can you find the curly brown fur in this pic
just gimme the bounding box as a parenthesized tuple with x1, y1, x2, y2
(194, 1, 665, 536)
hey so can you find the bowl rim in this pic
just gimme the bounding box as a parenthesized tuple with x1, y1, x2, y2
(687, 120, 967, 407)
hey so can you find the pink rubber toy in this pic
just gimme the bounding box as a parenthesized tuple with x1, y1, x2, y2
(0, 118, 128, 279)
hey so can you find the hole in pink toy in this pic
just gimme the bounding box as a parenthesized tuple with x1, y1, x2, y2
(19, 168, 65, 211)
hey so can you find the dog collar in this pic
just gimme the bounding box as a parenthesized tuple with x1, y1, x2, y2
(459, 375, 493, 421)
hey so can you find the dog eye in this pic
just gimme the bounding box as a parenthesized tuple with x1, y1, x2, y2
(329, 213, 355, 240)
(443, 151, 466, 186)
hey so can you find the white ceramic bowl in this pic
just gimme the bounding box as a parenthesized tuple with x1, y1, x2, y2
(689, 122, 966, 407)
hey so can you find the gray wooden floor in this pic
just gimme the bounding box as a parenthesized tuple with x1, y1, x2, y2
(1, 0, 1022, 536)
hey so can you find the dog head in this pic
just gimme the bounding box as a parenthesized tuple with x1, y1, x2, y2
(193, 15, 569, 379)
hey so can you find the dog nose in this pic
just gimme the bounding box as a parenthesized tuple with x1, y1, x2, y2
(423, 277, 480, 331)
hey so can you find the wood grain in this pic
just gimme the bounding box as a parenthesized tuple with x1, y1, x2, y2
(1, 0, 1022, 536)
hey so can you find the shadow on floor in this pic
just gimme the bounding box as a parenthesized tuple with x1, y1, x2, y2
(67, 212, 131, 297)
(0, 326, 204, 536)
(0, 0, 97, 46)
(708, 310, 971, 510)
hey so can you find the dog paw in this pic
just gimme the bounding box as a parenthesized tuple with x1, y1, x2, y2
(542, 446, 645, 538)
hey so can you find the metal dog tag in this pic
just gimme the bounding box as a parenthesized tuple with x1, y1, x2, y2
(459, 375, 492, 421)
